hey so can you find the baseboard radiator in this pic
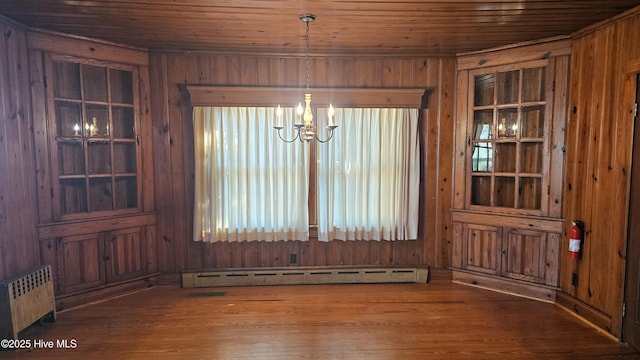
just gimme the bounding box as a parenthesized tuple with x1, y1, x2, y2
(181, 266, 429, 288)
(0, 265, 57, 339)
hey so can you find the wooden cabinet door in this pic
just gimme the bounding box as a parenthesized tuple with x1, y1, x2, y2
(501, 228, 558, 285)
(55, 233, 106, 294)
(104, 227, 147, 283)
(462, 224, 501, 275)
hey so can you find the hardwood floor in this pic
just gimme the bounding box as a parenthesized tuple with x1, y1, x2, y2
(2, 283, 638, 359)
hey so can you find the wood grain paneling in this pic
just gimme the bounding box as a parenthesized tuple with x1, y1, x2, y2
(1, 1, 638, 57)
(562, 8, 640, 337)
(150, 53, 456, 272)
(0, 18, 40, 280)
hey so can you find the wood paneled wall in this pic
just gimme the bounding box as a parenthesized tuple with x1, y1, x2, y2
(562, 8, 640, 337)
(0, 18, 39, 280)
(149, 53, 455, 272)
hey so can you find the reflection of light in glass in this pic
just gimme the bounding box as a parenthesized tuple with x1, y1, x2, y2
(498, 118, 506, 137)
(73, 123, 80, 136)
(90, 117, 98, 136)
(510, 122, 518, 137)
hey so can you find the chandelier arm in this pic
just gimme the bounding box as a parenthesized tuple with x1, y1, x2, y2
(314, 127, 337, 143)
(274, 127, 302, 143)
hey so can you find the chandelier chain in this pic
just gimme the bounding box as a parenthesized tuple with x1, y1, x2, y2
(305, 19, 310, 93)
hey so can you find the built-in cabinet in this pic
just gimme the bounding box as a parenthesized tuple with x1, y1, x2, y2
(38, 215, 156, 296)
(452, 211, 561, 294)
(462, 226, 554, 283)
(29, 33, 156, 300)
(451, 39, 570, 301)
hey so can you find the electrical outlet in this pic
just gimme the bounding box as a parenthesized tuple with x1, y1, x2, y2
(572, 272, 579, 286)
(289, 253, 297, 264)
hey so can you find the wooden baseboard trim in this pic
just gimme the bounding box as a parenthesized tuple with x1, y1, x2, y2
(181, 266, 429, 288)
(55, 274, 159, 311)
(555, 291, 613, 335)
(156, 272, 181, 285)
(451, 269, 557, 302)
(428, 268, 452, 283)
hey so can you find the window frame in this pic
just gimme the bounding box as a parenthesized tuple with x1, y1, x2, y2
(465, 60, 551, 216)
(187, 85, 426, 239)
(46, 54, 142, 221)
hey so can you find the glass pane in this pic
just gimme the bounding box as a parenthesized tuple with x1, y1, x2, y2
(473, 110, 493, 140)
(495, 176, 515, 207)
(86, 105, 110, 137)
(497, 70, 519, 104)
(53, 61, 80, 99)
(110, 69, 134, 104)
(88, 177, 113, 212)
(82, 65, 108, 102)
(56, 101, 83, 137)
(472, 142, 492, 172)
(112, 106, 135, 138)
(87, 141, 111, 174)
(53, 61, 137, 217)
(60, 179, 87, 214)
(522, 67, 546, 102)
(113, 142, 137, 173)
(474, 74, 495, 106)
(114, 176, 138, 209)
(522, 105, 545, 138)
(58, 141, 85, 175)
(495, 143, 516, 173)
(521, 142, 543, 174)
(497, 108, 518, 138)
(519, 177, 541, 209)
(471, 176, 491, 206)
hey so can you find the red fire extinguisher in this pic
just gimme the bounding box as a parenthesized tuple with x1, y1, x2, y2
(568, 221, 583, 260)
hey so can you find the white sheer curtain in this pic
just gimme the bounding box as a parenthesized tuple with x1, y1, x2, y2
(192, 106, 309, 242)
(316, 108, 420, 242)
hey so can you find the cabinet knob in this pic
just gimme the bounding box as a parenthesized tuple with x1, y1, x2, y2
(500, 249, 506, 255)
(103, 255, 110, 261)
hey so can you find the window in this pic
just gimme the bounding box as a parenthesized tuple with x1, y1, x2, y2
(316, 108, 420, 241)
(192, 107, 309, 242)
(469, 65, 546, 212)
(192, 106, 420, 242)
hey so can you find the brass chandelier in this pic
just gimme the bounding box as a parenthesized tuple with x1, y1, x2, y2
(274, 14, 338, 143)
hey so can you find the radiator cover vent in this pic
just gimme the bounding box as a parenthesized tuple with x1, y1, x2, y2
(181, 266, 429, 288)
(0, 265, 57, 339)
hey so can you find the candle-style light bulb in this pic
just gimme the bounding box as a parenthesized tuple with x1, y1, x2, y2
(275, 105, 283, 128)
(328, 104, 335, 127)
(295, 102, 304, 126)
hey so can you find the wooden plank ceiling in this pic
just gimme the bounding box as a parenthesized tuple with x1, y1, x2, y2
(0, 0, 638, 56)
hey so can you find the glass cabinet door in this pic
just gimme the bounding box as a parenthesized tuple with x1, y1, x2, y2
(51, 57, 139, 218)
(468, 65, 546, 213)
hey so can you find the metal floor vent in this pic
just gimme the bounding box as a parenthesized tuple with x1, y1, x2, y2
(187, 291, 227, 297)
(181, 266, 428, 288)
